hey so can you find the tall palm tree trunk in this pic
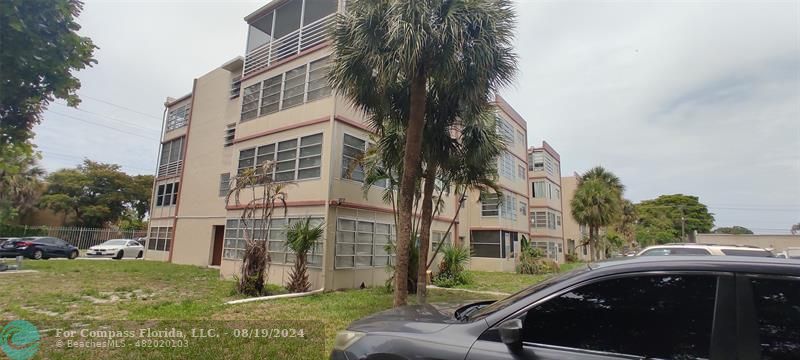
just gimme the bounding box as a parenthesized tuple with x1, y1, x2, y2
(416, 164, 437, 303)
(394, 69, 427, 307)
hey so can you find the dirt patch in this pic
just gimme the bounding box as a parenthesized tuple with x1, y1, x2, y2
(20, 306, 61, 317)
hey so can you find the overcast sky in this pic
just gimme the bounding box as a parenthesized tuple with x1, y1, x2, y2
(35, 0, 799, 234)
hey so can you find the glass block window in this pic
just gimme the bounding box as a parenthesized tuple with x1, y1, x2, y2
(335, 218, 395, 269)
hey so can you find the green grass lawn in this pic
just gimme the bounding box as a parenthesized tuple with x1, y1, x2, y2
(0, 260, 501, 359)
(455, 262, 587, 294)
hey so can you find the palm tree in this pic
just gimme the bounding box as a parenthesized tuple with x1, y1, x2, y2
(330, 0, 517, 306)
(0, 151, 44, 222)
(286, 217, 325, 293)
(580, 166, 625, 195)
(225, 162, 289, 296)
(570, 178, 622, 261)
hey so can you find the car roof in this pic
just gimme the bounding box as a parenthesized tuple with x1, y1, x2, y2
(642, 244, 767, 251)
(589, 256, 800, 274)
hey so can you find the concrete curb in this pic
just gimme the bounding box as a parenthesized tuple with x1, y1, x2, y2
(427, 285, 510, 297)
(225, 288, 325, 305)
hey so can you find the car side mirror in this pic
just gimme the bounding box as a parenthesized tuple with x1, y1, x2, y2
(498, 318, 523, 350)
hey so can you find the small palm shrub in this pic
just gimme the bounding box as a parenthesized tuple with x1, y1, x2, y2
(517, 241, 560, 275)
(286, 217, 324, 293)
(432, 243, 472, 288)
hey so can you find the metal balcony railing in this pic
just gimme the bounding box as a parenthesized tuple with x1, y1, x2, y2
(244, 13, 335, 77)
(157, 160, 182, 178)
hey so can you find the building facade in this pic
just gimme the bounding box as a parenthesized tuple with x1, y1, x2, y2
(146, 0, 564, 288)
(526, 142, 565, 263)
(560, 175, 593, 261)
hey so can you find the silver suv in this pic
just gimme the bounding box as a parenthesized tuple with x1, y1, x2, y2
(637, 243, 773, 257)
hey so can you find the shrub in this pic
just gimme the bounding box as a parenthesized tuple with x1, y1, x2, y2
(517, 241, 560, 275)
(565, 251, 579, 263)
(432, 243, 472, 288)
(0, 224, 46, 237)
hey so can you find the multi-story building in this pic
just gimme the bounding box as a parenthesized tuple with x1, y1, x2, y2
(527, 142, 565, 262)
(145, 0, 545, 288)
(561, 174, 593, 261)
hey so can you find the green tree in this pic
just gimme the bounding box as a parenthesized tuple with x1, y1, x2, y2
(0, 151, 44, 223)
(579, 166, 625, 194)
(570, 178, 622, 261)
(330, 0, 517, 307)
(792, 222, 800, 235)
(0, 0, 97, 155)
(713, 226, 754, 235)
(128, 174, 154, 220)
(635, 194, 715, 242)
(38, 160, 148, 227)
(286, 217, 325, 293)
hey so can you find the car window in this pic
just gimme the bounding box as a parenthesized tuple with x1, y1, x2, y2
(129, 241, 141, 247)
(720, 249, 772, 257)
(37, 238, 54, 245)
(640, 248, 670, 256)
(469, 266, 590, 320)
(521, 274, 717, 359)
(104, 240, 128, 246)
(749, 277, 800, 360)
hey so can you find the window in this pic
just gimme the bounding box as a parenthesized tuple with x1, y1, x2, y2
(532, 181, 546, 198)
(532, 180, 560, 200)
(341, 134, 365, 181)
(531, 211, 547, 228)
(640, 248, 711, 256)
(530, 152, 544, 171)
(237, 133, 323, 182)
(431, 231, 451, 252)
(750, 277, 800, 359)
(518, 165, 526, 179)
(224, 125, 236, 147)
(516, 130, 525, 145)
(158, 137, 184, 177)
(519, 201, 527, 215)
(166, 103, 190, 131)
(230, 75, 242, 99)
(501, 191, 517, 221)
(155, 182, 179, 206)
(282, 65, 306, 109)
(241, 83, 261, 121)
(222, 217, 323, 266)
(219, 173, 230, 197)
(240, 57, 333, 121)
(498, 151, 514, 179)
(148, 227, 172, 251)
(556, 215, 562, 226)
(307, 57, 332, 101)
(471, 230, 516, 258)
(496, 116, 514, 145)
(548, 212, 556, 229)
(545, 156, 555, 175)
(522, 274, 717, 359)
(531, 240, 559, 259)
(335, 218, 394, 268)
(481, 193, 500, 216)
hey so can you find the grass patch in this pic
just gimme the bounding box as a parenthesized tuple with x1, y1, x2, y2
(1, 259, 566, 357)
(457, 262, 587, 294)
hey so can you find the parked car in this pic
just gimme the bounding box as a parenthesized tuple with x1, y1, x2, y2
(0, 237, 22, 257)
(87, 239, 144, 259)
(332, 256, 800, 360)
(0, 237, 79, 260)
(0, 237, 20, 247)
(775, 247, 800, 259)
(637, 243, 774, 257)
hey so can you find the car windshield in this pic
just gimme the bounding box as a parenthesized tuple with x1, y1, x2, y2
(103, 240, 128, 246)
(468, 265, 590, 321)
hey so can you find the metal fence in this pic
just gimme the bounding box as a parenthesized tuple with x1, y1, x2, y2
(3, 226, 147, 250)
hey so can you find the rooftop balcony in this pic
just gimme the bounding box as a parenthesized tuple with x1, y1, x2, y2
(244, 0, 337, 77)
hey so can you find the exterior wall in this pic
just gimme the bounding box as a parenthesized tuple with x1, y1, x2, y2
(527, 142, 565, 263)
(696, 234, 800, 252)
(560, 175, 592, 261)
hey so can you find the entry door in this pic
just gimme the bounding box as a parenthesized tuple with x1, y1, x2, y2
(211, 226, 224, 266)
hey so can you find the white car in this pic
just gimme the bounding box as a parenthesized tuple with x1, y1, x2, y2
(88, 239, 144, 259)
(637, 243, 773, 257)
(776, 247, 800, 259)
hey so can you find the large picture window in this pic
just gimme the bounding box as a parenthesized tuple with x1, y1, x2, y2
(222, 217, 323, 267)
(335, 218, 395, 269)
(237, 133, 322, 182)
(471, 230, 517, 258)
(531, 210, 561, 229)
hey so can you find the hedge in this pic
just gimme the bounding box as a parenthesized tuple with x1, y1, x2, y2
(0, 224, 47, 237)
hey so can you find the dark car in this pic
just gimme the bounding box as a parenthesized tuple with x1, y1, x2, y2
(332, 256, 800, 360)
(0, 237, 79, 260)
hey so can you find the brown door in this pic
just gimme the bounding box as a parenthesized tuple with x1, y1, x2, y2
(211, 225, 224, 266)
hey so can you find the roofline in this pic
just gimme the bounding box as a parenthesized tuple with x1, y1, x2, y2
(164, 93, 192, 107)
(528, 141, 561, 161)
(244, 0, 289, 22)
(492, 94, 527, 130)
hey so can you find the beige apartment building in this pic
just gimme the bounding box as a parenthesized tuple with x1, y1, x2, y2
(561, 175, 593, 261)
(526, 143, 566, 263)
(146, 0, 562, 288)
